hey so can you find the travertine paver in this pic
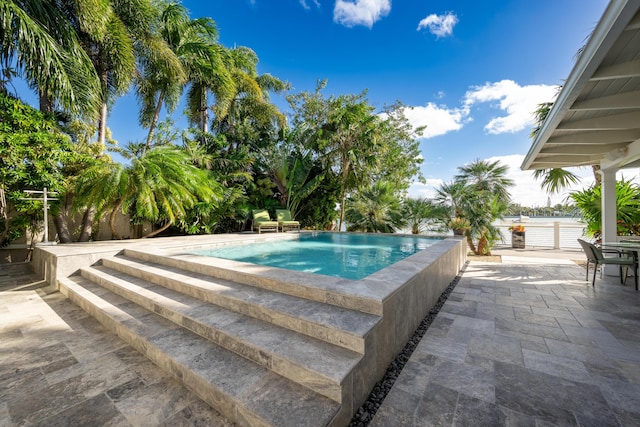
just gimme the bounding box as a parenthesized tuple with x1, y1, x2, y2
(371, 259, 640, 426)
(0, 264, 234, 427)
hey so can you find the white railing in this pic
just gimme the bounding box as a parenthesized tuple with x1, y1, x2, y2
(493, 221, 588, 250)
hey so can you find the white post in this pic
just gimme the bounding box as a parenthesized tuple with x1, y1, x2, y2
(21, 188, 58, 245)
(43, 187, 48, 243)
(600, 169, 617, 244)
(600, 168, 618, 275)
(553, 221, 560, 249)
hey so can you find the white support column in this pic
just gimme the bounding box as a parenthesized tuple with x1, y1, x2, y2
(599, 168, 618, 275)
(600, 168, 617, 243)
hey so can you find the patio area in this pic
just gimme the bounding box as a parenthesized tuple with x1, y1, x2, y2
(372, 251, 640, 426)
(1, 249, 639, 426)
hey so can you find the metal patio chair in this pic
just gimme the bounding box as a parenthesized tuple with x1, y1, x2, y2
(577, 239, 638, 289)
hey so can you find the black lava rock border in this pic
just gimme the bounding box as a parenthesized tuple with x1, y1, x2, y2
(348, 261, 469, 427)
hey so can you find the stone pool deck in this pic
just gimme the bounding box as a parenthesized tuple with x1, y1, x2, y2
(0, 263, 233, 427)
(2, 248, 639, 426)
(372, 249, 640, 426)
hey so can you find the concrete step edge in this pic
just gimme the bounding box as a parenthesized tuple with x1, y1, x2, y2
(122, 248, 383, 316)
(58, 276, 342, 427)
(81, 264, 361, 402)
(101, 256, 377, 353)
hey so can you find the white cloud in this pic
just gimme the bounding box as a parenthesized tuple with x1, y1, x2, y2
(417, 13, 458, 38)
(300, 0, 320, 9)
(464, 80, 558, 134)
(484, 154, 598, 207)
(412, 155, 640, 208)
(333, 0, 391, 28)
(408, 179, 444, 199)
(402, 103, 469, 138)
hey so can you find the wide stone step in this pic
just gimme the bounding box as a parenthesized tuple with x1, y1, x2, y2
(79, 263, 362, 403)
(122, 248, 383, 316)
(58, 275, 341, 427)
(100, 255, 380, 353)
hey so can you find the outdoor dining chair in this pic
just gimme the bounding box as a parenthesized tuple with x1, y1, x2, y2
(577, 239, 638, 289)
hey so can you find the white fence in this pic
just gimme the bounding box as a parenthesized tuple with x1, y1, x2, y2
(493, 221, 588, 250)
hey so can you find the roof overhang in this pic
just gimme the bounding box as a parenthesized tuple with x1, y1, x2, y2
(522, 0, 640, 172)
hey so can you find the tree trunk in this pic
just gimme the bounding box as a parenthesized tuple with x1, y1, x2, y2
(338, 184, 347, 233)
(96, 48, 109, 156)
(38, 90, 53, 113)
(0, 188, 9, 246)
(143, 221, 171, 238)
(592, 165, 602, 187)
(77, 207, 95, 242)
(466, 234, 477, 255)
(201, 91, 209, 134)
(53, 213, 73, 243)
(97, 102, 108, 155)
(109, 199, 124, 239)
(145, 91, 164, 152)
(477, 235, 490, 255)
(338, 157, 351, 232)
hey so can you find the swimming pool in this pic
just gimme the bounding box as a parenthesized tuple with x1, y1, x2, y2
(190, 232, 442, 280)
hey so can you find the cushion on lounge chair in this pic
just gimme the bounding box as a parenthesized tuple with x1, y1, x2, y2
(276, 209, 300, 231)
(252, 209, 278, 233)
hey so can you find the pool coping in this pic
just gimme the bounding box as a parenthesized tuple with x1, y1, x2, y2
(32, 232, 464, 316)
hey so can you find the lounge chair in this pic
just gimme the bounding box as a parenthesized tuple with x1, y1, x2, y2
(577, 239, 638, 289)
(252, 209, 278, 234)
(275, 209, 300, 232)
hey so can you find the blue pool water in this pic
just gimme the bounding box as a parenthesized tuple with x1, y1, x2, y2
(191, 233, 442, 280)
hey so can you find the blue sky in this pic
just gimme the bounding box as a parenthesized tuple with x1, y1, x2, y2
(20, 0, 617, 206)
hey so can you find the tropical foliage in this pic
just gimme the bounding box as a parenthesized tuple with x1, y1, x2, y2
(569, 178, 640, 239)
(402, 197, 446, 235)
(0, 2, 426, 244)
(75, 145, 221, 238)
(345, 181, 404, 233)
(437, 159, 513, 255)
(0, 92, 89, 245)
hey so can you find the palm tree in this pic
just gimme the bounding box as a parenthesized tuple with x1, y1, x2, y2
(185, 44, 234, 134)
(438, 159, 513, 255)
(75, 146, 221, 239)
(261, 127, 323, 218)
(0, 0, 101, 115)
(129, 146, 221, 237)
(345, 181, 404, 233)
(316, 94, 380, 232)
(210, 46, 288, 155)
(85, 0, 152, 150)
(529, 101, 585, 192)
(460, 191, 507, 255)
(570, 178, 640, 239)
(402, 197, 445, 234)
(455, 159, 513, 204)
(435, 180, 468, 220)
(138, 4, 231, 151)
